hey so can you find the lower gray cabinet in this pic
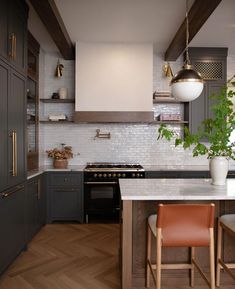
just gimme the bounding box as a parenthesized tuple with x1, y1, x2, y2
(145, 171, 209, 178)
(0, 184, 26, 275)
(47, 172, 83, 223)
(26, 175, 46, 242)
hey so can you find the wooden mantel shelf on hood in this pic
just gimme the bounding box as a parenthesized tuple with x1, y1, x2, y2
(74, 111, 154, 123)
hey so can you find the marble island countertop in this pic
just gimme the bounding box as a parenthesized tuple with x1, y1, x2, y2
(119, 178, 235, 200)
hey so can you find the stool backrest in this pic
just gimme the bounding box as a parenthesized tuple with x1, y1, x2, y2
(157, 204, 215, 247)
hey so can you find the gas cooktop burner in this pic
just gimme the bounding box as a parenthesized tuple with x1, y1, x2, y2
(84, 162, 144, 172)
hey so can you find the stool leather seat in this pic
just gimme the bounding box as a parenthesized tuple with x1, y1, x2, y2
(220, 214, 235, 232)
(216, 214, 235, 287)
(146, 203, 215, 289)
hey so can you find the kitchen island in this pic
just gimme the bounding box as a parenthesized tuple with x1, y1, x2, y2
(119, 178, 235, 289)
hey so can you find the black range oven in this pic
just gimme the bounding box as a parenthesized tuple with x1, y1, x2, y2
(84, 163, 145, 223)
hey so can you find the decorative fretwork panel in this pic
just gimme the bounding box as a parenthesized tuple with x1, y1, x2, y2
(194, 61, 223, 80)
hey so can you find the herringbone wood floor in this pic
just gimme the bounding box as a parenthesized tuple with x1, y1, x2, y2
(0, 224, 234, 289)
(0, 224, 120, 289)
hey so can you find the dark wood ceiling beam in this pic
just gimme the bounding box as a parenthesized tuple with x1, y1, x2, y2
(29, 0, 74, 60)
(164, 0, 222, 61)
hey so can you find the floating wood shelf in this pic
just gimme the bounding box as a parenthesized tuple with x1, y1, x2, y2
(40, 120, 74, 124)
(153, 120, 189, 124)
(153, 97, 183, 103)
(40, 99, 75, 103)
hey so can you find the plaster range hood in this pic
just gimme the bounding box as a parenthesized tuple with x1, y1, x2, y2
(74, 42, 154, 122)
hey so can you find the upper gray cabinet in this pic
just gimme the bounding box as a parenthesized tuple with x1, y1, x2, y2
(0, 0, 8, 60)
(0, 0, 28, 192)
(185, 48, 228, 135)
(0, 0, 28, 73)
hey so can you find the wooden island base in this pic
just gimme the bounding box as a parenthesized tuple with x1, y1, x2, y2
(122, 200, 235, 289)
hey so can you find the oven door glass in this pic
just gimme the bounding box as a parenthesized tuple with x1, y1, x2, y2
(85, 182, 120, 211)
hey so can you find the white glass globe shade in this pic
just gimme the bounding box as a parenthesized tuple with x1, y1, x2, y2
(171, 81, 204, 102)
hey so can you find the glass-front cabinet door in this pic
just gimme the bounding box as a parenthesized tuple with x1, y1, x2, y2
(27, 32, 39, 171)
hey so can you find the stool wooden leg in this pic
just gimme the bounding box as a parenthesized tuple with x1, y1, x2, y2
(191, 247, 195, 287)
(209, 228, 215, 289)
(156, 228, 162, 289)
(146, 224, 151, 288)
(216, 220, 222, 287)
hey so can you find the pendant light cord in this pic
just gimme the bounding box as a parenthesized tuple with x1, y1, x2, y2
(185, 0, 190, 66)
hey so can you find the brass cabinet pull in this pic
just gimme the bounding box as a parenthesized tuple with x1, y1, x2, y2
(1, 185, 24, 198)
(8, 33, 16, 60)
(13, 34, 16, 60)
(12, 130, 17, 177)
(9, 33, 14, 59)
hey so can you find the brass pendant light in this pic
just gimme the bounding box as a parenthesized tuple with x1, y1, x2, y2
(55, 59, 64, 77)
(170, 0, 204, 102)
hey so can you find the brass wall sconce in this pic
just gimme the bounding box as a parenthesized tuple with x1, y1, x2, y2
(55, 59, 64, 77)
(163, 62, 173, 78)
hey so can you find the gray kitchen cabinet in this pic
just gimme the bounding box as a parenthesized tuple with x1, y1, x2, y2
(145, 171, 209, 179)
(0, 0, 28, 193)
(0, 0, 28, 73)
(0, 184, 26, 275)
(0, 0, 8, 60)
(8, 69, 27, 188)
(185, 48, 228, 135)
(47, 172, 83, 223)
(0, 60, 9, 192)
(0, 60, 26, 191)
(26, 175, 46, 242)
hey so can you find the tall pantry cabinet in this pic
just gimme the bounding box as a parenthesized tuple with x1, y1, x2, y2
(0, 0, 28, 275)
(0, 0, 28, 192)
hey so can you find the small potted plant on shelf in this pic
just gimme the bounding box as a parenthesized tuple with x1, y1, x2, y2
(157, 88, 235, 185)
(46, 143, 73, 169)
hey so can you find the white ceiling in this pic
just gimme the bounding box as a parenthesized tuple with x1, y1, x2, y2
(31, 0, 235, 56)
(54, 0, 188, 53)
(191, 0, 235, 55)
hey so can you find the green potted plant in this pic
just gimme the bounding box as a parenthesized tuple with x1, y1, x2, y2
(158, 88, 235, 185)
(46, 143, 73, 169)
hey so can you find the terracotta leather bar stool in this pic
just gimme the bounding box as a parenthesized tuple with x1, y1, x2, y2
(216, 214, 235, 286)
(146, 203, 215, 289)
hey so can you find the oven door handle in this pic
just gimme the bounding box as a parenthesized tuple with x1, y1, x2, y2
(84, 181, 118, 185)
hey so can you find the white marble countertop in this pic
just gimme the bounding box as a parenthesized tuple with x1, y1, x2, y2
(119, 178, 235, 200)
(27, 165, 85, 180)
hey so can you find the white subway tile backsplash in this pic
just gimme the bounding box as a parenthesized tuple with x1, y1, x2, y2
(39, 51, 235, 167)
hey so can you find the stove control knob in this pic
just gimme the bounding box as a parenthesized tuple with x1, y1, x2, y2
(122, 173, 126, 178)
(108, 174, 112, 178)
(132, 173, 136, 177)
(113, 173, 116, 177)
(103, 173, 107, 177)
(137, 173, 140, 177)
(98, 174, 102, 178)
(94, 173, 98, 178)
(117, 173, 121, 177)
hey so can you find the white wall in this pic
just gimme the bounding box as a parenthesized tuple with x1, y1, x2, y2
(75, 42, 153, 111)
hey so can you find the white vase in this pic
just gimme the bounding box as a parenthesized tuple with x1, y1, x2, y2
(209, 157, 229, 186)
(59, 87, 68, 99)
